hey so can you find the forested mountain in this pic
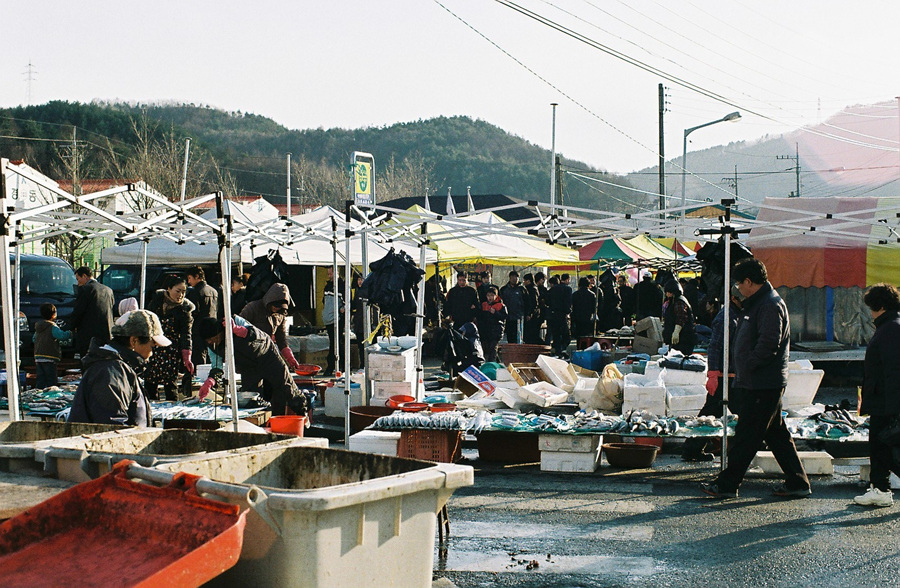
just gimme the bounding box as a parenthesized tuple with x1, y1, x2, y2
(0, 101, 644, 213)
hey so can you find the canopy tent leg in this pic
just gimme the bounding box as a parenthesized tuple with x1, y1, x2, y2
(414, 224, 428, 401)
(216, 194, 240, 432)
(139, 239, 148, 309)
(0, 161, 21, 421)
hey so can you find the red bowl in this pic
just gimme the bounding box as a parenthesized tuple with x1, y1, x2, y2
(295, 364, 322, 377)
(429, 403, 457, 412)
(399, 402, 429, 412)
(385, 394, 416, 408)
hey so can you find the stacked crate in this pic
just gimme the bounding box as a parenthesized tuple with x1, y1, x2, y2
(368, 347, 420, 402)
(539, 434, 604, 472)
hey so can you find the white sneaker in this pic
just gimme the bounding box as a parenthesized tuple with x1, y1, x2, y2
(854, 486, 894, 507)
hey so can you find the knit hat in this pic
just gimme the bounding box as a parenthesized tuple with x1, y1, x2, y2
(112, 310, 171, 346)
(664, 279, 683, 295)
(197, 316, 225, 341)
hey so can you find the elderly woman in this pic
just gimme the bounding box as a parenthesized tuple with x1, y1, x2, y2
(144, 275, 195, 400)
(855, 283, 900, 507)
(662, 279, 697, 355)
(68, 310, 171, 426)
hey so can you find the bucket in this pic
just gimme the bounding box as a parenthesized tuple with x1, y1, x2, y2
(349, 405, 394, 432)
(268, 415, 306, 436)
(498, 343, 552, 364)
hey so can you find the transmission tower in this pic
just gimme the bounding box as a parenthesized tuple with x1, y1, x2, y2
(23, 61, 37, 105)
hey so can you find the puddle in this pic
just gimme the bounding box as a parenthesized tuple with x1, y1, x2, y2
(449, 495, 654, 513)
(435, 549, 657, 575)
(450, 520, 655, 541)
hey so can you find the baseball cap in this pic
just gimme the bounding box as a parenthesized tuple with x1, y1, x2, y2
(112, 310, 172, 346)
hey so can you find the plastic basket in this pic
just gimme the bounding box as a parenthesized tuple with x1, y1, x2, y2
(397, 429, 462, 463)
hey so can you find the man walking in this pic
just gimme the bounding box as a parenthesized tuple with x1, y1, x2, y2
(69, 266, 115, 357)
(701, 258, 810, 499)
(499, 271, 524, 344)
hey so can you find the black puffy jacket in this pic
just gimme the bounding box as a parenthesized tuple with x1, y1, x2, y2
(68, 339, 150, 427)
(861, 310, 900, 416)
(732, 282, 790, 390)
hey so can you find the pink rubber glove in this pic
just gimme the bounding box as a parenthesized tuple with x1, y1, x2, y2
(281, 347, 300, 371)
(229, 318, 248, 338)
(181, 349, 194, 375)
(199, 377, 216, 400)
(706, 370, 722, 396)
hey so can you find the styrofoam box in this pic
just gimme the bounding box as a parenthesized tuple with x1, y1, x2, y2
(624, 372, 664, 388)
(540, 446, 602, 472)
(751, 450, 834, 476)
(537, 354, 578, 391)
(622, 386, 667, 416)
(859, 464, 900, 489)
(288, 334, 330, 353)
(783, 369, 825, 409)
(367, 347, 417, 371)
(520, 381, 569, 407)
(494, 387, 534, 410)
(367, 365, 417, 382)
(574, 377, 600, 396)
(348, 430, 400, 456)
(643, 362, 662, 378)
(666, 385, 708, 417)
(325, 384, 364, 418)
(662, 368, 707, 387)
(495, 368, 514, 381)
(371, 380, 417, 400)
(539, 433, 602, 453)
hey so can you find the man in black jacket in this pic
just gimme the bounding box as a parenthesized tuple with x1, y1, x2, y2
(445, 272, 479, 330)
(522, 273, 542, 344)
(499, 271, 524, 343)
(634, 273, 664, 321)
(701, 258, 810, 499)
(547, 274, 573, 358)
(69, 266, 115, 357)
(186, 266, 219, 364)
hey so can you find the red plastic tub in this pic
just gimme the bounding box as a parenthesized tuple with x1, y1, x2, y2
(0, 460, 246, 588)
(267, 415, 306, 436)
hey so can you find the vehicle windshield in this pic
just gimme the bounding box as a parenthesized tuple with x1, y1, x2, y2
(19, 262, 76, 296)
(101, 267, 139, 296)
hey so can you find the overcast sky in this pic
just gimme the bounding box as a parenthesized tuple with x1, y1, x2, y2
(2, 0, 899, 175)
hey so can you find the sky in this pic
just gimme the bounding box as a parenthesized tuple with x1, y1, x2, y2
(2, 0, 899, 176)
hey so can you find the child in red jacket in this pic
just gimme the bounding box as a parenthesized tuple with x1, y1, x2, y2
(479, 287, 508, 362)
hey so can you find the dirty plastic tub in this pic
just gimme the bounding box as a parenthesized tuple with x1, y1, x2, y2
(142, 444, 474, 587)
(0, 421, 126, 473)
(37, 428, 325, 483)
(0, 460, 247, 588)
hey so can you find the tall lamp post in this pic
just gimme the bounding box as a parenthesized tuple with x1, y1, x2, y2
(680, 111, 741, 228)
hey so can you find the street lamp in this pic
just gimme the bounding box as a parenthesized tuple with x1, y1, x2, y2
(680, 111, 741, 220)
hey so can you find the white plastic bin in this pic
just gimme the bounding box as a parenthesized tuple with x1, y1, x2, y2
(37, 428, 319, 482)
(783, 369, 825, 409)
(0, 421, 125, 473)
(143, 445, 474, 588)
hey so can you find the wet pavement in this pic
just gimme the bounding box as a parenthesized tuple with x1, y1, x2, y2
(433, 438, 898, 588)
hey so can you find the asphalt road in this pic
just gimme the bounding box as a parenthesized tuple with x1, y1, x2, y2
(433, 432, 897, 587)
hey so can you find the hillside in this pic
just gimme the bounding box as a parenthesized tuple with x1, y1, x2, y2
(0, 101, 642, 213)
(627, 101, 900, 213)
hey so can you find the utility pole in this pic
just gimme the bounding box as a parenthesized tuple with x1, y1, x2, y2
(555, 156, 564, 210)
(658, 83, 667, 218)
(777, 144, 800, 197)
(721, 165, 739, 200)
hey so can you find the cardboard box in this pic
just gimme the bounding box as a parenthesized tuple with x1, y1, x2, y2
(371, 380, 418, 400)
(634, 317, 663, 341)
(297, 349, 328, 368)
(367, 347, 417, 371)
(508, 363, 552, 387)
(367, 365, 417, 382)
(632, 335, 662, 356)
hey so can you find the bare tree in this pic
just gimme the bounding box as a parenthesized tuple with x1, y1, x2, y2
(379, 152, 437, 201)
(291, 155, 349, 210)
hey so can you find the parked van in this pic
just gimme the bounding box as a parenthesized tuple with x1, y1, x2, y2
(1, 254, 78, 362)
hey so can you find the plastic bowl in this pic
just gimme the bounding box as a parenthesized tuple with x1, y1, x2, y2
(294, 364, 322, 377)
(385, 394, 416, 408)
(398, 402, 429, 412)
(268, 415, 306, 436)
(602, 442, 658, 468)
(429, 403, 457, 413)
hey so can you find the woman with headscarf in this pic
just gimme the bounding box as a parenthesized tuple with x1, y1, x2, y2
(662, 279, 697, 355)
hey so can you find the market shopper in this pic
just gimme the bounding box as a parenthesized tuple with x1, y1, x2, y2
(682, 287, 742, 462)
(618, 274, 636, 325)
(477, 271, 494, 304)
(854, 283, 900, 507)
(322, 280, 345, 377)
(479, 286, 508, 362)
(68, 310, 171, 427)
(634, 273, 664, 321)
(522, 273, 542, 344)
(33, 303, 72, 388)
(144, 276, 195, 401)
(445, 272, 479, 330)
(229, 274, 249, 315)
(499, 271, 524, 343)
(701, 258, 811, 499)
(196, 316, 307, 416)
(535, 271, 551, 344)
(547, 274, 573, 358)
(240, 282, 301, 372)
(662, 279, 697, 355)
(571, 277, 597, 338)
(69, 266, 115, 357)
(186, 266, 218, 365)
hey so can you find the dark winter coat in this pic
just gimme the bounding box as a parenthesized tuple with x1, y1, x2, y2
(707, 302, 740, 373)
(69, 278, 115, 355)
(547, 282, 573, 315)
(499, 282, 525, 320)
(445, 285, 479, 325)
(861, 310, 900, 416)
(479, 300, 508, 342)
(523, 283, 540, 319)
(732, 282, 790, 390)
(240, 283, 292, 351)
(662, 295, 697, 355)
(68, 339, 150, 427)
(147, 290, 195, 351)
(635, 278, 664, 319)
(571, 287, 597, 325)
